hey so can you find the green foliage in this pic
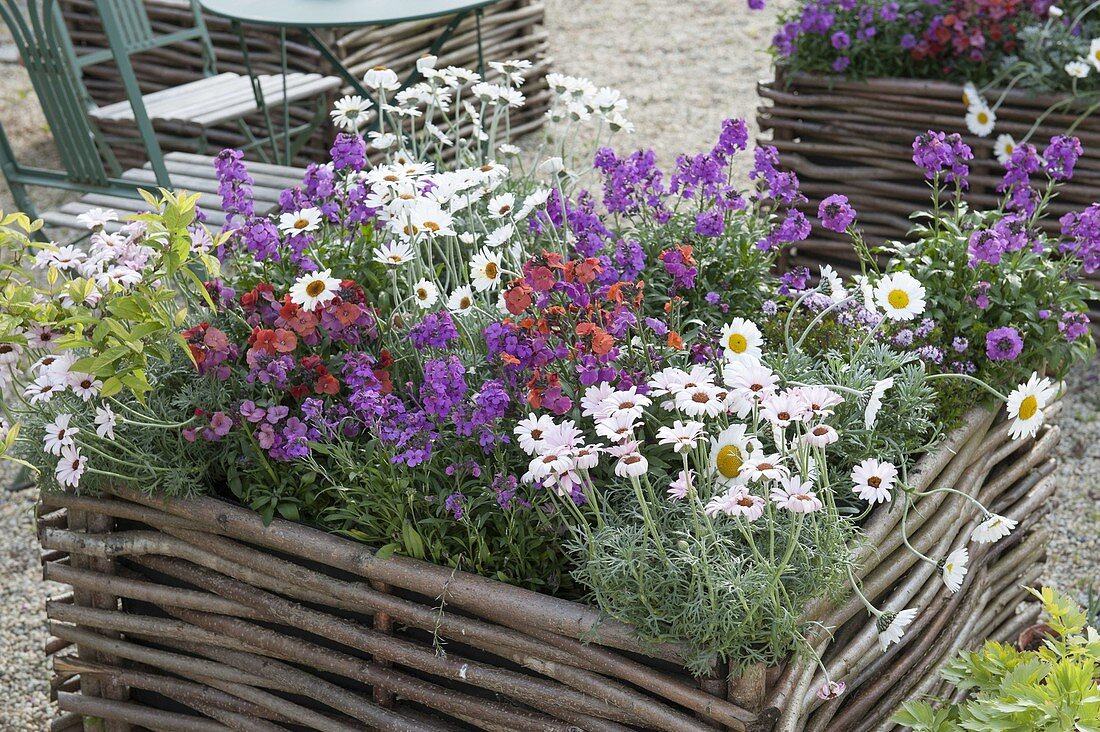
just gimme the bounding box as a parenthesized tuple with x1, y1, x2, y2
(893, 588, 1100, 732)
(0, 191, 224, 402)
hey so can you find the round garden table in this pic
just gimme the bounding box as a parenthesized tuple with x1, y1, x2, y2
(196, 0, 500, 160)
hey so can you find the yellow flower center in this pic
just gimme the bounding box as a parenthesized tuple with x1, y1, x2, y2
(305, 280, 326, 298)
(459, 296, 471, 309)
(294, 218, 310, 230)
(484, 262, 499, 280)
(977, 111, 988, 124)
(1018, 394, 1038, 421)
(1005, 143, 1014, 155)
(727, 333, 748, 353)
(416, 287, 428, 300)
(887, 288, 910, 309)
(424, 221, 441, 232)
(372, 65, 389, 71)
(716, 445, 744, 479)
(961, 92, 970, 105)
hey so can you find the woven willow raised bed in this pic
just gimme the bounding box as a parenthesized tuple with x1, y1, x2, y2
(60, 0, 550, 165)
(757, 71, 1100, 320)
(38, 404, 1059, 732)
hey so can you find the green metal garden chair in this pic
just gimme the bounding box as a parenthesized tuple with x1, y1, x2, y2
(0, 0, 310, 233)
(79, 0, 341, 169)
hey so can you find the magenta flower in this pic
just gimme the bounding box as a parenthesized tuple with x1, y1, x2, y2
(818, 194, 857, 232)
(985, 326, 1023, 361)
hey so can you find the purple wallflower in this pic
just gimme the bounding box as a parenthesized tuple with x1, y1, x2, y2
(999, 143, 1041, 216)
(409, 311, 459, 351)
(694, 209, 726, 237)
(1042, 135, 1083, 182)
(444, 492, 466, 520)
(213, 149, 255, 222)
(330, 133, 366, 171)
(420, 356, 468, 419)
(818, 194, 856, 232)
(985, 326, 1024, 361)
(831, 31, 851, 49)
(1059, 204, 1100, 274)
(832, 56, 851, 72)
(1059, 311, 1089, 342)
(967, 229, 1007, 266)
(778, 266, 811, 295)
(912, 131, 973, 186)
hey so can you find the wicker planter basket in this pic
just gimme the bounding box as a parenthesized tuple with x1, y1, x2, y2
(757, 71, 1100, 321)
(60, 0, 550, 166)
(38, 404, 1059, 732)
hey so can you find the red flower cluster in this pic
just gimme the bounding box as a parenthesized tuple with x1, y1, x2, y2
(915, 0, 1026, 67)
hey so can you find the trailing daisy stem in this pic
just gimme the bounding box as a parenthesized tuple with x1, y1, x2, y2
(630, 474, 670, 566)
(846, 564, 881, 618)
(922, 372, 1006, 402)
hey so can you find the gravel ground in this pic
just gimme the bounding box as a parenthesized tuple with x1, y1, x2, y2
(1, 1, 1098, 729)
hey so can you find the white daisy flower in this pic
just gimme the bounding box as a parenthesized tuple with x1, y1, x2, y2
(676, 384, 726, 418)
(722, 360, 779, 401)
(94, 404, 116, 440)
(706, 487, 765, 520)
(514, 414, 555, 456)
(485, 223, 515, 248)
(469, 248, 503, 292)
(961, 81, 979, 108)
(373, 241, 415, 267)
(796, 385, 844, 417)
(864, 377, 894, 429)
(24, 373, 65, 404)
(655, 420, 705, 454)
(994, 133, 1016, 166)
(971, 513, 1017, 544)
(709, 423, 759, 486)
(1065, 59, 1091, 78)
(940, 547, 969, 593)
(55, 443, 87, 487)
(820, 264, 848, 303)
(278, 208, 322, 236)
(43, 413, 78, 456)
(850, 458, 897, 504)
(0, 341, 23, 366)
(542, 420, 583, 452)
(289, 269, 342, 312)
(761, 390, 809, 428)
(594, 412, 640, 443)
(1089, 38, 1100, 70)
(487, 193, 516, 219)
(67, 373, 102, 401)
(368, 131, 398, 150)
(600, 388, 651, 420)
(525, 448, 574, 482)
(363, 66, 401, 91)
(719, 318, 763, 361)
(497, 143, 521, 157)
(447, 286, 475, 316)
(614, 450, 648, 478)
(668, 469, 694, 499)
(330, 95, 373, 130)
(410, 280, 439, 310)
(743, 453, 789, 482)
(770, 476, 823, 513)
(580, 383, 618, 419)
(965, 102, 996, 137)
(76, 208, 117, 230)
(1005, 373, 1058, 440)
(876, 608, 918, 652)
(538, 157, 565, 175)
(874, 271, 926, 321)
(803, 423, 839, 447)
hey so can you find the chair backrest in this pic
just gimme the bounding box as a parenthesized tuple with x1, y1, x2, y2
(0, 0, 113, 186)
(72, 0, 218, 77)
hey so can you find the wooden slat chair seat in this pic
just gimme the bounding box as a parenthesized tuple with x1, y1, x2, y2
(38, 151, 304, 233)
(89, 72, 342, 134)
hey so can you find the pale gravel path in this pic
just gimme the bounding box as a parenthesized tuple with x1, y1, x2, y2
(1, 2, 1098, 729)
